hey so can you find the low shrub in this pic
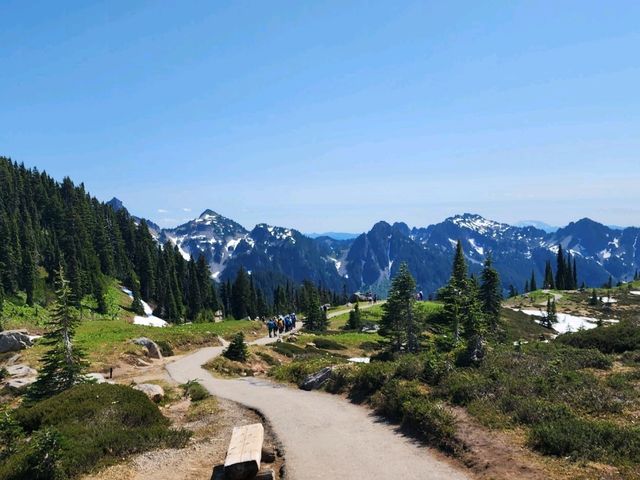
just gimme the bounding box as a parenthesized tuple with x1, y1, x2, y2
(372, 379, 459, 452)
(402, 398, 459, 453)
(313, 337, 347, 350)
(349, 361, 397, 401)
(182, 380, 210, 402)
(529, 416, 640, 464)
(271, 342, 307, 358)
(557, 320, 640, 354)
(155, 340, 174, 357)
(270, 357, 340, 386)
(3, 384, 190, 478)
(325, 364, 358, 394)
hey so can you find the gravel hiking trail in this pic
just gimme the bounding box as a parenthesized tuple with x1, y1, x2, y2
(166, 304, 470, 480)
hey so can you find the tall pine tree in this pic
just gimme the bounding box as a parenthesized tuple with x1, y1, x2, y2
(479, 254, 502, 332)
(27, 267, 88, 402)
(380, 263, 419, 353)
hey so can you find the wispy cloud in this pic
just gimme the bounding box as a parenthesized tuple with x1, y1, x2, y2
(157, 208, 169, 213)
(182, 207, 192, 212)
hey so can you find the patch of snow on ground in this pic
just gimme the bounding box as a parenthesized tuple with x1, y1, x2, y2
(133, 315, 168, 327)
(520, 309, 615, 334)
(630, 291, 640, 296)
(348, 357, 371, 364)
(121, 287, 168, 327)
(600, 296, 617, 303)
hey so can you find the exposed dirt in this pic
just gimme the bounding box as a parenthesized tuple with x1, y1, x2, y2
(81, 394, 283, 480)
(452, 407, 550, 480)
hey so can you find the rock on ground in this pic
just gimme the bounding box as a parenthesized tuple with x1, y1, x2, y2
(300, 367, 332, 391)
(6, 364, 37, 378)
(133, 338, 163, 359)
(0, 330, 33, 353)
(133, 383, 165, 402)
(5, 377, 36, 392)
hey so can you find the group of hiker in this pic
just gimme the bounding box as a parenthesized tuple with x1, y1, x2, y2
(266, 313, 297, 337)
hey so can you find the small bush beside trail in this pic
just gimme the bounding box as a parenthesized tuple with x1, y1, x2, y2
(1, 383, 190, 479)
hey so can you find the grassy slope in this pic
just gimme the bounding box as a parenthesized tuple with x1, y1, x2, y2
(2, 279, 265, 370)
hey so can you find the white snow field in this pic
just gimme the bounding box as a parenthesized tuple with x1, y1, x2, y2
(121, 288, 168, 328)
(520, 309, 617, 334)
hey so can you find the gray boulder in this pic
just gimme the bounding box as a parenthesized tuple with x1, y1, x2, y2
(133, 337, 163, 359)
(5, 377, 36, 392)
(0, 330, 33, 353)
(133, 383, 165, 402)
(6, 364, 37, 378)
(300, 366, 333, 391)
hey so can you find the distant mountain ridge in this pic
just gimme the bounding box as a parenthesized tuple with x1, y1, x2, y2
(111, 200, 640, 297)
(306, 232, 360, 240)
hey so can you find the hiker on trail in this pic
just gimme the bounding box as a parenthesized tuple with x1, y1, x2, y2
(285, 315, 293, 332)
(277, 317, 285, 334)
(267, 319, 276, 337)
(291, 312, 297, 327)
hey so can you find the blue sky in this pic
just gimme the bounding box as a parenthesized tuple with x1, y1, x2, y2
(2, 1, 639, 232)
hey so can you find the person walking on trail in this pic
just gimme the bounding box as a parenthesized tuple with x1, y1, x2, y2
(277, 317, 285, 334)
(267, 318, 276, 338)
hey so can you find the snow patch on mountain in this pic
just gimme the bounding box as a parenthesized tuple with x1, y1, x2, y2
(468, 238, 484, 256)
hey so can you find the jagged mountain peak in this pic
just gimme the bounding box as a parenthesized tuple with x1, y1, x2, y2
(106, 197, 125, 212)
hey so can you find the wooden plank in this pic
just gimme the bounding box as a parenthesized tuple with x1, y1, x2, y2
(224, 423, 264, 480)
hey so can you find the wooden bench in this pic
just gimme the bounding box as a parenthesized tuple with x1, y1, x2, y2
(224, 423, 264, 480)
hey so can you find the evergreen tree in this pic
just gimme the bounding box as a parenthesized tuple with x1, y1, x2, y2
(605, 275, 613, 289)
(573, 258, 578, 289)
(565, 253, 573, 290)
(524, 280, 530, 293)
(301, 280, 327, 332)
(94, 275, 108, 314)
(543, 260, 553, 289)
(27, 267, 88, 401)
(380, 263, 419, 353)
(0, 285, 4, 332)
(347, 302, 362, 331)
(541, 297, 557, 329)
(479, 254, 502, 332)
(223, 332, 248, 362)
(508, 284, 518, 298)
(451, 240, 467, 288)
(555, 245, 566, 290)
(131, 288, 145, 315)
(231, 267, 252, 319)
(530, 270, 537, 291)
(589, 289, 599, 306)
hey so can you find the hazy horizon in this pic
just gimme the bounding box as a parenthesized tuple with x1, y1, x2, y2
(2, 1, 639, 231)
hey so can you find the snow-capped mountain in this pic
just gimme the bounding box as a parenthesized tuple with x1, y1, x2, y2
(158, 210, 346, 293)
(112, 200, 639, 297)
(159, 210, 248, 277)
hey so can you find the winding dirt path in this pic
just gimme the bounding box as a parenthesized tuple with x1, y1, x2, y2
(166, 305, 470, 480)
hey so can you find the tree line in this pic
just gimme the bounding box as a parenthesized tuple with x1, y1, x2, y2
(0, 158, 344, 324)
(513, 244, 581, 296)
